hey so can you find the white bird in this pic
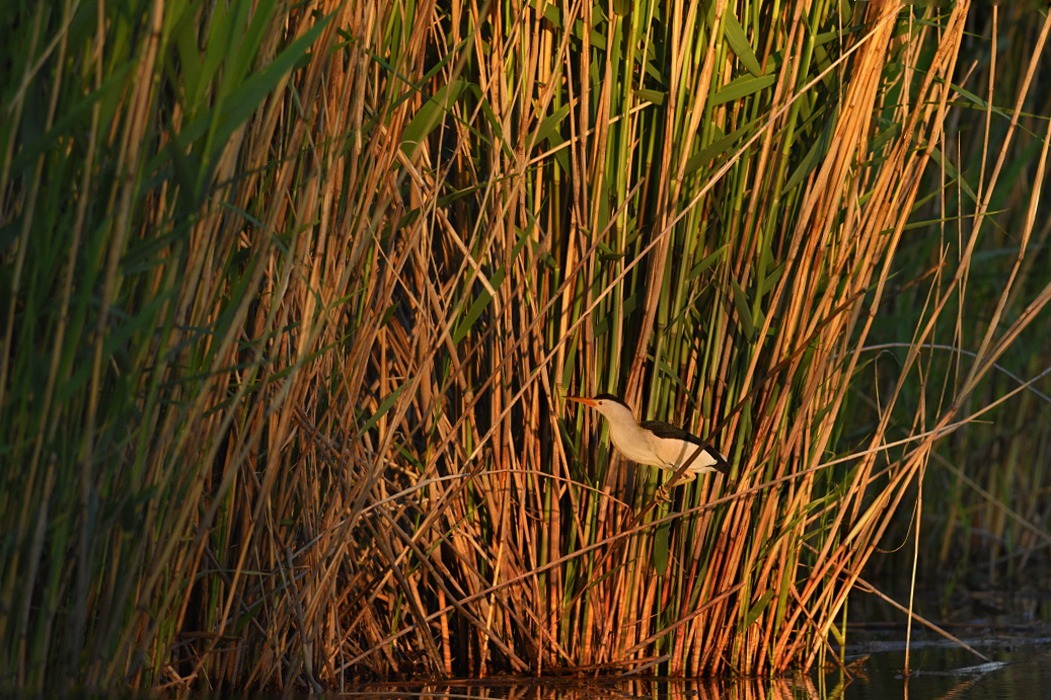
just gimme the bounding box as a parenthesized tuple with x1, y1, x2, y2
(567, 393, 729, 479)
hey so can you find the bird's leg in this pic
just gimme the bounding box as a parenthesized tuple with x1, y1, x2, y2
(663, 469, 695, 492)
(655, 479, 672, 502)
(656, 475, 683, 502)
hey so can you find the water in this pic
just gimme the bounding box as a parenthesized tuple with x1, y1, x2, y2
(843, 642, 1051, 700)
(336, 640, 1051, 699)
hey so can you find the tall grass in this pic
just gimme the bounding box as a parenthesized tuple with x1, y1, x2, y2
(1, 0, 1048, 693)
(857, 6, 1051, 593)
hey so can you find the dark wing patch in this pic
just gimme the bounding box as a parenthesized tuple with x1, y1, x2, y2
(641, 420, 731, 474)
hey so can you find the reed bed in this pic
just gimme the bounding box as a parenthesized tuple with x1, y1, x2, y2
(1, 0, 1049, 693)
(859, 5, 1051, 592)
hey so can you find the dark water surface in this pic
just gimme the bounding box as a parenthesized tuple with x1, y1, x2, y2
(337, 639, 1051, 699)
(845, 643, 1051, 699)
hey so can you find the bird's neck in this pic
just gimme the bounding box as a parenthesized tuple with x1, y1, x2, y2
(606, 416, 654, 463)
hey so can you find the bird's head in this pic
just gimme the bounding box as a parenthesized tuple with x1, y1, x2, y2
(566, 393, 635, 421)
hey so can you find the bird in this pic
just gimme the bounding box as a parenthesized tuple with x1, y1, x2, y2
(567, 393, 729, 479)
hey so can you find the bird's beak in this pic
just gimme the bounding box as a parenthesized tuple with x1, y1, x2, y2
(566, 396, 597, 407)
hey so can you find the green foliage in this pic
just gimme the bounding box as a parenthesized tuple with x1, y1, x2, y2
(0, 0, 328, 691)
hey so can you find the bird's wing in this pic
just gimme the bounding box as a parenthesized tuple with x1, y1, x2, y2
(641, 420, 730, 474)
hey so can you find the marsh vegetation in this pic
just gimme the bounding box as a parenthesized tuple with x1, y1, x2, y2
(1, 0, 1049, 693)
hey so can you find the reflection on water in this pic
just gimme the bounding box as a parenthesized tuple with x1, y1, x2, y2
(845, 643, 1051, 700)
(342, 675, 823, 699)
(341, 643, 1051, 699)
